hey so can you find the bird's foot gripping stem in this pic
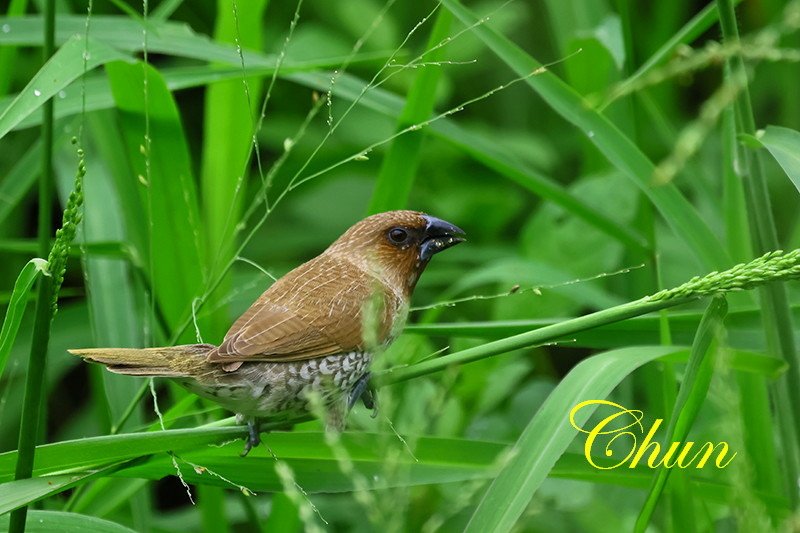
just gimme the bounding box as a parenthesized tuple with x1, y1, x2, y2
(348, 372, 378, 418)
(238, 416, 261, 457)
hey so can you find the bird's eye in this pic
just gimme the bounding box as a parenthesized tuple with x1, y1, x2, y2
(388, 227, 409, 244)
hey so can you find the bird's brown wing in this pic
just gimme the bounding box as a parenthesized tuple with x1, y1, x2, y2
(207, 256, 395, 363)
(213, 303, 348, 361)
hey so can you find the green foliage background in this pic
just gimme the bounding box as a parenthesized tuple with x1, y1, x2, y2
(1, 0, 800, 531)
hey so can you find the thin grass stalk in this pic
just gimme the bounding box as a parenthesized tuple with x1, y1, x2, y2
(382, 248, 800, 384)
(611, 5, 693, 520)
(7, 143, 85, 533)
(9, 146, 85, 528)
(720, 66, 781, 500)
(8, 1, 55, 531)
(635, 296, 728, 532)
(367, 8, 452, 213)
(654, 238, 697, 531)
(649, 254, 694, 531)
(8, 280, 53, 533)
(36, 0, 54, 261)
(380, 298, 689, 385)
(721, 103, 752, 263)
(717, 0, 800, 507)
(200, 0, 270, 342)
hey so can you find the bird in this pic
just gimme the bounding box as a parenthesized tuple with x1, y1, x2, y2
(69, 210, 465, 455)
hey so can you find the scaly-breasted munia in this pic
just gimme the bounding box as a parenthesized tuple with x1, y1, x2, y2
(70, 210, 464, 454)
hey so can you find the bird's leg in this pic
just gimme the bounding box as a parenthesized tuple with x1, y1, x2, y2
(348, 372, 378, 418)
(237, 415, 261, 457)
(347, 373, 368, 410)
(241, 420, 261, 457)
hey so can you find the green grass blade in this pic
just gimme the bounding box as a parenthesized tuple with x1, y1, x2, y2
(200, 0, 268, 342)
(0, 461, 134, 516)
(403, 304, 800, 342)
(440, 0, 731, 271)
(0, 138, 41, 226)
(0, 427, 245, 480)
(382, 298, 684, 384)
(0, 239, 127, 259)
(635, 296, 728, 531)
(198, 485, 230, 533)
(0, 473, 108, 516)
(200, 0, 269, 257)
(0, 35, 129, 140)
(84, 110, 148, 278)
(106, 60, 205, 338)
(151, 0, 185, 21)
(717, 0, 800, 504)
(721, 104, 752, 262)
(79, 117, 146, 424)
(11, 134, 85, 530)
(0, 510, 137, 533)
(2, 53, 388, 132)
(0, 16, 267, 66)
(69, 478, 149, 518)
(409, 312, 785, 374)
(0, 430, 504, 495)
(463, 346, 683, 533)
(0, 0, 29, 97)
(550, 455, 783, 509)
(67, 394, 204, 516)
(0, 259, 48, 378)
(367, 9, 452, 213)
(0, 427, 776, 510)
(758, 125, 800, 195)
(0, 16, 389, 69)
(110, 442, 492, 493)
(9, 2, 59, 526)
(721, 78, 778, 500)
(264, 493, 301, 532)
(405, 305, 796, 357)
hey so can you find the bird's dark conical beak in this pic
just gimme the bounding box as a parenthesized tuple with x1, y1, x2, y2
(419, 215, 466, 261)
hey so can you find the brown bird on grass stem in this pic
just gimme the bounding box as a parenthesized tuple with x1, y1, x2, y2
(69, 210, 465, 455)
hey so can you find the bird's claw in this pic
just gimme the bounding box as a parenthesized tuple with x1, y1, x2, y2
(348, 372, 378, 418)
(240, 419, 261, 457)
(362, 387, 378, 418)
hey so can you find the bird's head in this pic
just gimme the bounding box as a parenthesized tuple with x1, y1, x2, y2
(325, 210, 465, 294)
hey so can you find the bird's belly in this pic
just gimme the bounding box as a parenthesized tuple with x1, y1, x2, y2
(179, 351, 372, 419)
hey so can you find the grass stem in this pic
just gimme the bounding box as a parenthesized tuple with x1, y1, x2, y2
(382, 248, 800, 384)
(8, 1, 56, 531)
(717, 0, 800, 507)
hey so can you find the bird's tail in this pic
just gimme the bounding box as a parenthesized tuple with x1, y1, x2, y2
(68, 344, 216, 377)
